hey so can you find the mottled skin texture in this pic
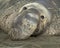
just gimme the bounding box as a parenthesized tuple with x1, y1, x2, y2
(0, 0, 60, 40)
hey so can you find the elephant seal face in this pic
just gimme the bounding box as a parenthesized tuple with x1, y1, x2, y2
(18, 3, 51, 36)
(8, 2, 51, 40)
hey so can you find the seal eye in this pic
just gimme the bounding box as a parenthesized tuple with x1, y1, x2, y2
(23, 7, 27, 10)
(41, 15, 44, 19)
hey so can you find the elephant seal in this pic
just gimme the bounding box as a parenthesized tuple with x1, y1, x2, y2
(0, 2, 51, 40)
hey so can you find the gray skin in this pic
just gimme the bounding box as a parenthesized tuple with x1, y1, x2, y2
(0, 0, 59, 40)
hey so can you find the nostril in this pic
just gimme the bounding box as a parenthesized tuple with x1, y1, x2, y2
(23, 7, 27, 10)
(41, 15, 44, 19)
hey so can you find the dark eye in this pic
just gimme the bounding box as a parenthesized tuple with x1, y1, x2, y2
(41, 15, 44, 19)
(23, 7, 27, 10)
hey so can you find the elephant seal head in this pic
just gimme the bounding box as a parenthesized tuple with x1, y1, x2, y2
(8, 2, 51, 40)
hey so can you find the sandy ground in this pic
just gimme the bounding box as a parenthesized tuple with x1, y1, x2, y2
(0, 30, 60, 48)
